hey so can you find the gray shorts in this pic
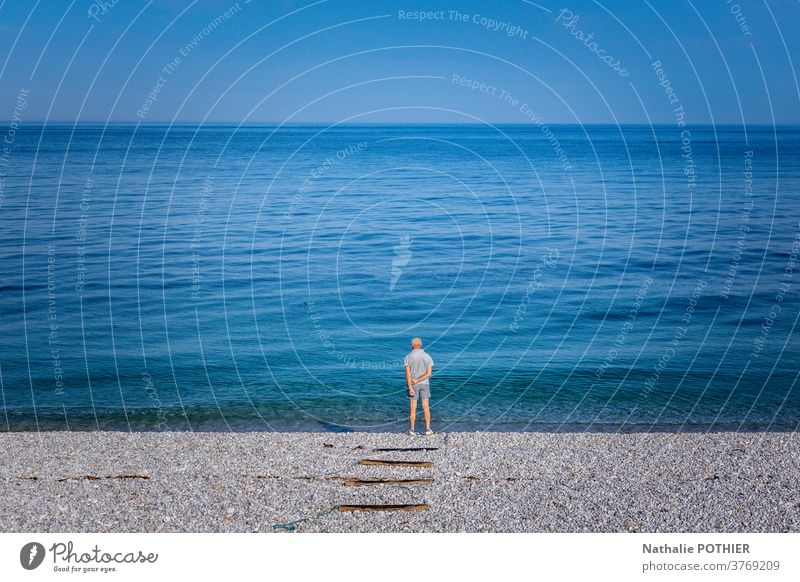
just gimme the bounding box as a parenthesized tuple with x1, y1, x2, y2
(407, 384, 430, 401)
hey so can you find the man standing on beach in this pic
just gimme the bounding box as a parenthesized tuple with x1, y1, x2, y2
(404, 337, 434, 436)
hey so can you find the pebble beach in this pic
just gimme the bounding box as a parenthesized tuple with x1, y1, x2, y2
(1, 431, 798, 533)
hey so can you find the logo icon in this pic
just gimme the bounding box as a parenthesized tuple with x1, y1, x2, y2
(20, 542, 46, 570)
(390, 234, 412, 291)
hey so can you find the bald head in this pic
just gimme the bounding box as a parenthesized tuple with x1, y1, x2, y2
(411, 337, 422, 349)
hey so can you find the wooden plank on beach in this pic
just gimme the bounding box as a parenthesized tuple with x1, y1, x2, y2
(358, 459, 433, 467)
(343, 477, 433, 487)
(55, 474, 150, 482)
(338, 504, 430, 512)
(371, 447, 439, 452)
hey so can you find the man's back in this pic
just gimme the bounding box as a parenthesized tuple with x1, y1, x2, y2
(404, 349, 433, 387)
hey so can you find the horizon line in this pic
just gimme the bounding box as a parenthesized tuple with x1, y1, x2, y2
(3, 120, 799, 127)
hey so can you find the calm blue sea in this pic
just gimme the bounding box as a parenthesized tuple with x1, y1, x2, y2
(1, 124, 799, 432)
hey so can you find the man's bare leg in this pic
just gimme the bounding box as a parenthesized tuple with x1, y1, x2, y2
(409, 400, 417, 432)
(421, 399, 431, 431)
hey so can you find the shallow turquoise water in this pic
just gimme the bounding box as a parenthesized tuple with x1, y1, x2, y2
(1, 124, 799, 431)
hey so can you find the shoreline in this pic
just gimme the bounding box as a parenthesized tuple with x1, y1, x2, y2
(2, 431, 798, 533)
(3, 416, 799, 433)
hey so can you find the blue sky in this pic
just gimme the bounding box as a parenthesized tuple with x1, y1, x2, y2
(0, 0, 798, 123)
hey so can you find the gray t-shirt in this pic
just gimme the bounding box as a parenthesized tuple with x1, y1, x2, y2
(403, 349, 434, 388)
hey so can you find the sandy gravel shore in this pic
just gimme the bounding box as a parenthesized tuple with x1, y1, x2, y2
(1, 431, 798, 532)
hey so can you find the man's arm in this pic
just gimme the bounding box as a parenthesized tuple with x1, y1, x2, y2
(405, 366, 416, 395)
(412, 364, 433, 385)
